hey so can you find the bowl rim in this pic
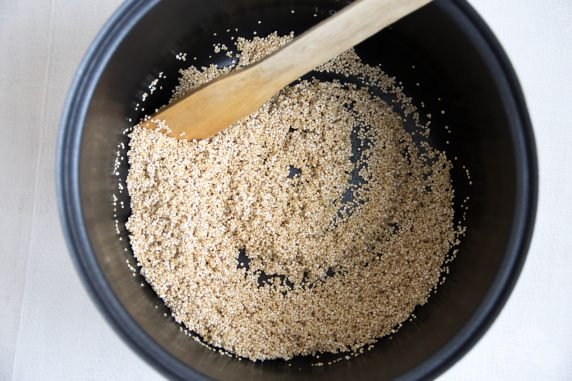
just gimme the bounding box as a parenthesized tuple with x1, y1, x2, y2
(56, 0, 538, 380)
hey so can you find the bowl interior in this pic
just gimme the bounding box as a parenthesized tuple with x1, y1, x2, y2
(68, 0, 535, 380)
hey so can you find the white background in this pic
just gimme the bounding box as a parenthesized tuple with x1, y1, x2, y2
(1, 0, 571, 379)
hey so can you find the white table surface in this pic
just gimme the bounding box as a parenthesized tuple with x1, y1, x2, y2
(1, 0, 571, 380)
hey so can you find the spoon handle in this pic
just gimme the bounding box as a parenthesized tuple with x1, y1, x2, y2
(256, 0, 432, 87)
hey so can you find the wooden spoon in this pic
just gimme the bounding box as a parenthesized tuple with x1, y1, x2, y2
(141, 0, 431, 140)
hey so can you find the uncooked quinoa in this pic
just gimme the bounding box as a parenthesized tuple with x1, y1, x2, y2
(126, 32, 462, 361)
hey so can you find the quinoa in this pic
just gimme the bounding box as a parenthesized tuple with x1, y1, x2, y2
(126, 33, 462, 361)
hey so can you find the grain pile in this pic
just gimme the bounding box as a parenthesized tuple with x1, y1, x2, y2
(126, 33, 461, 361)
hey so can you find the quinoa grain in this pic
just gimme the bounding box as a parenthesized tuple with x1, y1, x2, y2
(126, 33, 462, 361)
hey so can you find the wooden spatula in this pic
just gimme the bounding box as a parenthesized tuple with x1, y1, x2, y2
(141, 0, 431, 140)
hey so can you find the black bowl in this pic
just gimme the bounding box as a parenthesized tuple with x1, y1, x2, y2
(57, 0, 537, 380)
